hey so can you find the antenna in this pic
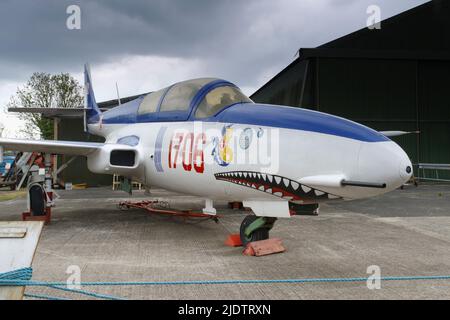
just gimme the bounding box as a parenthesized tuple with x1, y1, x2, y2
(116, 82, 121, 106)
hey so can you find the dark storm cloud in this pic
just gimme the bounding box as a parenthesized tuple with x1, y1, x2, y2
(0, 0, 256, 72)
(0, 0, 429, 89)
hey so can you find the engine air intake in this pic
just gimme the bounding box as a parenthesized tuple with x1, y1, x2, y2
(110, 150, 136, 167)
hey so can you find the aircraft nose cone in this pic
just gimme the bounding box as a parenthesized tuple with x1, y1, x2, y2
(358, 141, 412, 192)
(399, 156, 413, 182)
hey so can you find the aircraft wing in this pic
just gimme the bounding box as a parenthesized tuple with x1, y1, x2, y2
(0, 138, 104, 156)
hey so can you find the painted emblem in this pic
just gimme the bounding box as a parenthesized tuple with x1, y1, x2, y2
(212, 125, 233, 166)
(239, 128, 253, 150)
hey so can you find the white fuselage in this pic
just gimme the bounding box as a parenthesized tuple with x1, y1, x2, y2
(87, 120, 412, 205)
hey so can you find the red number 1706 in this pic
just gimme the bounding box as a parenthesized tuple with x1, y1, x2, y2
(168, 132, 205, 173)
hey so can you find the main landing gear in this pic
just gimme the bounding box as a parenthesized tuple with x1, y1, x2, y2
(239, 215, 277, 246)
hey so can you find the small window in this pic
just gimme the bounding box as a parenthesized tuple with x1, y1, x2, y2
(195, 86, 253, 119)
(138, 90, 166, 115)
(160, 78, 213, 112)
(117, 135, 140, 146)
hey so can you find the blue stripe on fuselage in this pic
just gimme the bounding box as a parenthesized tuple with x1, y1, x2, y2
(215, 103, 389, 142)
(88, 97, 143, 124)
(91, 100, 388, 142)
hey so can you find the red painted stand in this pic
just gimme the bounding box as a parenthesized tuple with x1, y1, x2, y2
(22, 191, 52, 225)
(22, 209, 51, 225)
(118, 200, 220, 221)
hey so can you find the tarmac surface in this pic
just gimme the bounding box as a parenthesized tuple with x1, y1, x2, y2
(0, 183, 449, 299)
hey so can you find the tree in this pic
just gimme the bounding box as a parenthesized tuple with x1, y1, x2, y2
(7, 72, 83, 139)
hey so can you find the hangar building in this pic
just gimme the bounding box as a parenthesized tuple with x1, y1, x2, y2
(251, 0, 450, 180)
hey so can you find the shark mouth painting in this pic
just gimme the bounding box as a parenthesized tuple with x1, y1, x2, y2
(214, 171, 341, 202)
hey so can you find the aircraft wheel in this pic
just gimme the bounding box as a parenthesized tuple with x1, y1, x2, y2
(240, 215, 269, 246)
(29, 185, 46, 216)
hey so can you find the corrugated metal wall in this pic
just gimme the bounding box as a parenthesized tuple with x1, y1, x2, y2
(417, 60, 450, 179)
(316, 57, 419, 163)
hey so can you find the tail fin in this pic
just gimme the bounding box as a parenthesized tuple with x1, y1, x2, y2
(84, 63, 102, 132)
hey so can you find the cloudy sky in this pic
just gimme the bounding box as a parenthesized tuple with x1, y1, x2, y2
(0, 0, 427, 137)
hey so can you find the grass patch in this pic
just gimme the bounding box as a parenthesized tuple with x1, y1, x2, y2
(0, 190, 27, 202)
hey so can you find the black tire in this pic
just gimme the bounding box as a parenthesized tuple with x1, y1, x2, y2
(240, 215, 269, 246)
(29, 185, 46, 216)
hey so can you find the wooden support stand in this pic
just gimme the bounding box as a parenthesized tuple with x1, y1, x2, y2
(0, 221, 44, 300)
(243, 238, 286, 257)
(225, 234, 287, 256)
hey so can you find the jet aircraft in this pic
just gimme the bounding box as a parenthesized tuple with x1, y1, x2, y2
(0, 65, 413, 244)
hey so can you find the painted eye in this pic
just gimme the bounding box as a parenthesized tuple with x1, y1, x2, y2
(257, 128, 264, 138)
(406, 166, 411, 174)
(239, 128, 253, 149)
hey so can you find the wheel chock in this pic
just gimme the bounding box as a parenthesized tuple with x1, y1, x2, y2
(224, 234, 243, 247)
(242, 238, 285, 256)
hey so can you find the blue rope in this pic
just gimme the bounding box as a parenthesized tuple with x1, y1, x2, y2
(3, 275, 450, 287)
(2, 268, 450, 300)
(0, 267, 32, 281)
(24, 293, 69, 301)
(46, 285, 126, 300)
(0, 268, 124, 300)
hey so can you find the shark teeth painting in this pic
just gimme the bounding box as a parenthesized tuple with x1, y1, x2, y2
(214, 171, 341, 201)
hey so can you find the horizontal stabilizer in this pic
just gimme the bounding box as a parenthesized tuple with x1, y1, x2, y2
(380, 130, 420, 137)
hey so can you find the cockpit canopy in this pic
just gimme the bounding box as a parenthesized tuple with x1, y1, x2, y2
(137, 78, 253, 121)
(194, 85, 251, 119)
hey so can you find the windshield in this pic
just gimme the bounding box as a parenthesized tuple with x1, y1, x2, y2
(159, 78, 215, 112)
(194, 86, 253, 119)
(138, 90, 166, 115)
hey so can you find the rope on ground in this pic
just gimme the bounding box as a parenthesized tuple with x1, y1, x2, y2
(1, 267, 450, 300)
(46, 285, 126, 300)
(0, 267, 124, 300)
(23, 293, 69, 300)
(0, 267, 32, 281)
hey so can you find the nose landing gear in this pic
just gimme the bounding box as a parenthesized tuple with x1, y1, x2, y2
(239, 215, 277, 246)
